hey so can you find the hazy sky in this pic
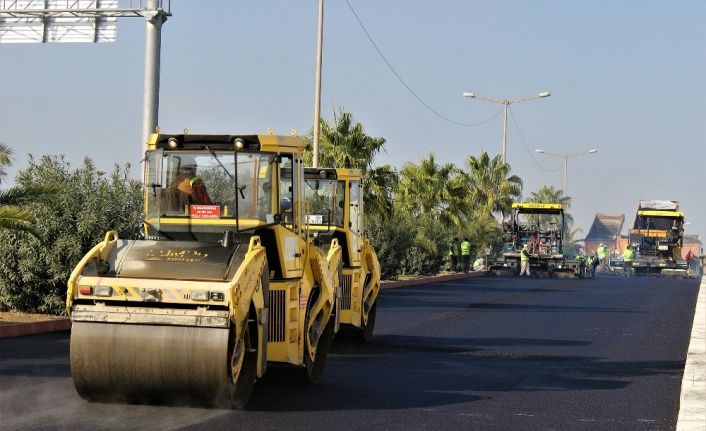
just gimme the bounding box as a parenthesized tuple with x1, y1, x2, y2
(1, 0, 705, 239)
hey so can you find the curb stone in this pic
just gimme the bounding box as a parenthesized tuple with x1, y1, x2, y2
(0, 318, 71, 339)
(380, 271, 486, 289)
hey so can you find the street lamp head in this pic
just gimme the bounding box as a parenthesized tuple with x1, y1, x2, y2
(589, 149, 598, 153)
(462, 92, 475, 98)
(535, 149, 545, 153)
(538, 92, 551, 98)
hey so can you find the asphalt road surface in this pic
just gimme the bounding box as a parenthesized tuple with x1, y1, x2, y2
(0, 275, 700, 430)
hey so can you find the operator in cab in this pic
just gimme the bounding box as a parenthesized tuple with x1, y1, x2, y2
(170, 157, 212, 206)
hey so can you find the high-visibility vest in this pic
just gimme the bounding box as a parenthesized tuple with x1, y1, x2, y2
(452, 244, 461, 257)
(624, 249, 634, 262)
(597, 246, 607, 259)
(461, 241, 471, 256)
(177, 175, 200, 194)
(521, 248, 530, 261)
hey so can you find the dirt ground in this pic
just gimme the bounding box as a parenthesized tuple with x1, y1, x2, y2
(0, 311, 64, 325)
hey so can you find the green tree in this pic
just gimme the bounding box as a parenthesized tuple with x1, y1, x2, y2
(0, 144, 55, 239)
(527, 185, 582, 254)
(0, 155, 143, 314)
(0, 143, 11, 183)
(396, 153, 468, 228)
(305, 109, 398, 219)
(367, 211, 452, 278)
(464, 151, 523, 218)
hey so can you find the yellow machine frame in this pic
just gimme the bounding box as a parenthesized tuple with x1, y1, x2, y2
(304, 167, 381, 336)
(66, 132, 340, 406)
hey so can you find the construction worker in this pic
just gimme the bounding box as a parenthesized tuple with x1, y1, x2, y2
(460, 238, 471, 272)
(574, 251, 587, 278)
(473, 255, 486, 271)
(623, 245, 634, 277)
(589, 251, 600, 278)
(169, 158, 212, 207)
(449, 238, 460, 272)
(597, 243, 608, 272)
(520, 243, 531, 276)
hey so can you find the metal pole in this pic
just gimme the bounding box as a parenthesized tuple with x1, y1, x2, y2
(563, 156, 568, 195)
(312, 0, 324, 168)
(141, 0, 163, 158)
(502, 101, 509, 163)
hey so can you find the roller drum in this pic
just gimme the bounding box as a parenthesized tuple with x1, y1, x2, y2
(71, 322, 230, 405)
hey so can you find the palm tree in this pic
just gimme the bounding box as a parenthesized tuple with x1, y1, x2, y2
(0, 142, 13, 184)
(464, 151, 523, 218)
(317, 110, 387, 170)
(527, 185, 581, 252)
(397, 153, 467, 227)
(305, 110, 398, 219)
(0, 144, 53, 239)
(527, 185, 574, 227)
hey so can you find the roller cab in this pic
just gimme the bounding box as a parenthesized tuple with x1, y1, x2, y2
(67, 133, 339, 407)
(303, 168, 380, 340)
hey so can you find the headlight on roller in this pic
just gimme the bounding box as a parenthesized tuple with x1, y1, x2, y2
(192, 290, 209, 301)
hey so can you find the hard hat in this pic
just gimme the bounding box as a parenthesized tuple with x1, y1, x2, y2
(178, 155, 197, 170)
(600, 242, 604, 246)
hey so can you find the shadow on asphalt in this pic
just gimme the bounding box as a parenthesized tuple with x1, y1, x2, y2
(465, 303, 644, 313)
(0, 331, 70, 378)
(244, 334, 683, 412)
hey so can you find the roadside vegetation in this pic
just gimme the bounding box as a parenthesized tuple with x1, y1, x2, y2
(0, 111, 578, 314)
(0, 153, 142, 314)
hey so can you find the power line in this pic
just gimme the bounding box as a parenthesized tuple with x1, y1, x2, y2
(345, 0, 502, 127)
(508, 106, 562, 173)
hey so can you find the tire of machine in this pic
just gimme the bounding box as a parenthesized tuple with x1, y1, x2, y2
(226, 318, 256, 409)
(357, 301, 377, 342)
(225, 261, 269, 409)
(301, 286, 334, 384)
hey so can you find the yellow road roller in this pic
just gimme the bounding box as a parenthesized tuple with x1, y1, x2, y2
(303, 168, 380, 340)
(67, 132, 340, 407)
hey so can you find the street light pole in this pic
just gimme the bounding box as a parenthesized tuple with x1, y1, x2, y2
(312, 0, 324, 168)
(502, 101, 509, 163)
(535, 148, 598, 195)
(463, 91, 550, 163)
(141, 0, 166, 156)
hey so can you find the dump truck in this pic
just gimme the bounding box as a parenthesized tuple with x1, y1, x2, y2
(619, 200, 687, 276)
(490, 202, 578, 276)
(67, 132, 340, 408)
(303, 167, 380, 340)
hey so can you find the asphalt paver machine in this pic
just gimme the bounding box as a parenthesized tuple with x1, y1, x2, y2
(490, 202, 577, 276)
(620, 200, 687, 276)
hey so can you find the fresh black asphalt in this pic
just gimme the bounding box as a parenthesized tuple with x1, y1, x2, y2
(0, 275, 700, 430)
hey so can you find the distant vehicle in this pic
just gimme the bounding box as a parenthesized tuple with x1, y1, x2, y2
(613, 200, 687, 277)
(489, 203, 579, 277)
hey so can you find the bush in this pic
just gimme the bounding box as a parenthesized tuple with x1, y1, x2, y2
(368, 212, 453, 279)
(0, 155, 142, 314)
(367, 212, 416, 280)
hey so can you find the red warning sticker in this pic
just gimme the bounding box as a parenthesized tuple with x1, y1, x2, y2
(190, 205, 221, 219)
(300, 295, 308, 309)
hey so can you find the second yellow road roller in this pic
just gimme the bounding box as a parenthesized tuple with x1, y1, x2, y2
(303, 167, 380, 340)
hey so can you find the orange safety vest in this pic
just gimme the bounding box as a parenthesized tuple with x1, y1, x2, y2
(176, 175, 199, 195)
